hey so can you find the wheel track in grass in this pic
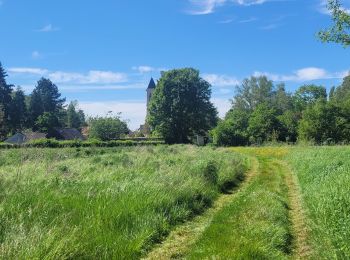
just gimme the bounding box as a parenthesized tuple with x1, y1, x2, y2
(143, 155, 259, 260)
(280, 160, 313, 259)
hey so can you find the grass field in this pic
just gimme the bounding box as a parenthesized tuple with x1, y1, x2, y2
(0, 145, 246, 259)
(286, 147, 350, 259)
(1, 145, 350, 259)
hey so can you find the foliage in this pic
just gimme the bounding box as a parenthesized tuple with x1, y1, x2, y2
(88, 115, 129, 141)
(0, 62, 13, 137)
(9, 87, 27, 132)
(0, 146, 246, 259)
(35, 112, 60, 134)
(147, 68, 218, 144)
(66, 100, 86, 129)
(318, 0, 350, 47)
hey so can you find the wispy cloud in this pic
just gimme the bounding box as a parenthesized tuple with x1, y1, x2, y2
(132, 65, 167, 74)
(9, 67, 128, 85)
(260, 23, 280, 30)
(36, 24, 60, 32)
(239, 17, 258, 23)
(186, 0, 268, 15)
(254, 67, 349, 81)
(203, 73, 240, 87)
(31, 51, 41, 59)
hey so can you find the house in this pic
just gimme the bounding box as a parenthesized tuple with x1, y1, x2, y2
(52, 128, 85, 141)
(4, 128, 85, 144)
(4, 131, 47, 144)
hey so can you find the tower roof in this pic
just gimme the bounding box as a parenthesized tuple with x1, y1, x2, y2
(147, 78, 156, 89)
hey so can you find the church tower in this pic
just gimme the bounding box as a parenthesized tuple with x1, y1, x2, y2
(146, 78, 156, 107)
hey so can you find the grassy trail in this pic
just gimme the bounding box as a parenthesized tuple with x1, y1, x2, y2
(144, 156, 259, 259)
(146, 147, 312, 259)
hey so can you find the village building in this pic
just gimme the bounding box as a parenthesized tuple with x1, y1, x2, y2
(139, 78, 156, 136)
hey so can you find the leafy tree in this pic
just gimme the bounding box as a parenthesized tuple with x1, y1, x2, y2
(247, 103, 281, 144)
(147, 68, 218, 144)
(9, 87, 27, 132)
(298, 100, 345, 144)
(35, 112, 60, 134)
(88, 115, 129, 141)
(0, 62, 13, 135)
(66, 101, 86, 129)
(233, 76, 274, 112)
(318, 0, 350, 47)
(277, 110, 299, 142)
(294, 85, 327, 111)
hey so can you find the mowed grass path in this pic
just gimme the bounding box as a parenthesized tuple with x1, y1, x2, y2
(147, 147, 312, 259)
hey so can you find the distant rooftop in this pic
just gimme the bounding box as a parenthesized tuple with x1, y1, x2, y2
(147, 78, 156, 89)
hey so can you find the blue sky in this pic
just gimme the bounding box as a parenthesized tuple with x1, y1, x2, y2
(1, 0, 350, 129)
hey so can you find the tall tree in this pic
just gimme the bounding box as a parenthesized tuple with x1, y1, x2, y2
(9, 87, 27, 132)
(29, 78, 65, 130)
(66, 101, 85, 129)
(294, 85, 327, 111)
(233, 76, 274, 112)
(0, 62, 13, 135)
(318, 0, 350, 47)
(147, 68, 218, 144)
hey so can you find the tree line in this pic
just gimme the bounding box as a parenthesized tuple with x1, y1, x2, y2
(0, 62, 86, 139)
(212, 75, 350, 146)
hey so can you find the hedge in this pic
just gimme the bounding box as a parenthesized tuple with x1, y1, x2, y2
(0, 139, 165, 149)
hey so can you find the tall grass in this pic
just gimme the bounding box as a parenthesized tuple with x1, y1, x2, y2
(286, 146, 350, 259)
(0, 145, 246, 259)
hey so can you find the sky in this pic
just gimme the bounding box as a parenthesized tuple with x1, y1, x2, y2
(1, 0, 350, 129)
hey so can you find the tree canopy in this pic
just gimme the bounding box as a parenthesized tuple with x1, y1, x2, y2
(318, 0, 350, 47)
(147, 68, 218, 144)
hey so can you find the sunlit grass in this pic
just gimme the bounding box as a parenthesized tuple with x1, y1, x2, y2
(286, 146, 350, 259)
(0, 145, 246, 259)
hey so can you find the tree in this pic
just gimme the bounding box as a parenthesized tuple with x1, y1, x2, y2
(0, 62, 13, 136)
(247, 103, 281, 144)
(9, 87, 27, 132)
(0, 104, 7, 140)
(318, 0, 350, 47)
(29, 78, 66, 130)
(233, 76, 274, 112)
(294, 85, 327, 111)
(147, 68, 218, 144)
(35, 112, 60, 134)
(66, 101, 86, 129)
(88, 115, 129, 141)
(298, 100, 345, 144)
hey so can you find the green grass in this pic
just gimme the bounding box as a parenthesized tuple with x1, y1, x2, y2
(187, 150, 292, 259)
(286, 146, 350, 259)
(0, 145, 246, 259)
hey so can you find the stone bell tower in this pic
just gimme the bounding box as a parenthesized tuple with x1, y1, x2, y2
(146, 77, 156, 107)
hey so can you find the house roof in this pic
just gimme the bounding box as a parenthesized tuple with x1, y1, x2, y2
(4, 131, 47, 144)
(147, 78, 156, 89)
(54, 128, 85, 140)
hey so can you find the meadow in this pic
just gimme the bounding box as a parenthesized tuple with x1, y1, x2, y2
(1, 145, 350, 259)
(0, 145, 246, 259)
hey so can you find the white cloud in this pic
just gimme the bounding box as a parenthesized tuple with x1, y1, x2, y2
(79, 101, 147, 130)
(187, 0, 267, 15)
(254, 67, 349, 82)
(239, 17, 258, 23)
(8, 67, 48, 75)
(132, 65, 168, 74)
(36, 24, 60, 32)
(8, 67, 128, 85)
(203, 73, 240, 87)
(211, 98, 231, 118)
(31, 51, 41, 59)
(49, 70, 127, 84)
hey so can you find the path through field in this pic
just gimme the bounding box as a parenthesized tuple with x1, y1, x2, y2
(145, 147, 312, 259)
